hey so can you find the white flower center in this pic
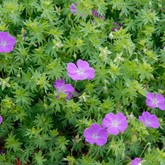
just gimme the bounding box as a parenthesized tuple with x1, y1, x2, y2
(152, 98, 158, 107)
(0, 41, 7, 47)
(145, 120, 151, 126)
(77, 69, 84, 75)
(92, 133, 98, 140)
(111, 120, 119, 127)
(59, 86, 65, 93)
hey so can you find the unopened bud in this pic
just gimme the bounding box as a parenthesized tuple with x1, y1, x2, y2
(109, 32, 113, 39)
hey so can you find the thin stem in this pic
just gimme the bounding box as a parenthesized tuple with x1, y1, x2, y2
(139, 142, 150, 157)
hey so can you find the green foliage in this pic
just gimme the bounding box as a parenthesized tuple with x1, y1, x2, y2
(0, 0, 165, 164)
(5, 133, 22, 152)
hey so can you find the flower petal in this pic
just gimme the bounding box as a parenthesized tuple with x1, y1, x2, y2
(102, 113, 115, 128)
(54, 79, 65, 89)
(67, 63, 78, 74)
(156, 94, 165, 110)
(64, 84, 75, 93)
(0, 116, 3, 124)
(107, 126, 120, 135)
(76, 59, 90, 72)
(85, 68, 95, 80)
(146, 92, 155, 101)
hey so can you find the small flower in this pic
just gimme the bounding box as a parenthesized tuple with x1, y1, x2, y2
(84, 123, 108, 146)
(102, 112, 128, 135)
(70, 3, 77, 15)
(146, 92, 165, 110)
(67, 59, 95, 81)
(112, 22, 122, 31)
(92, 10, 105, 20)
(0, 32, 16, 53)
(54, 79, 75, 100)
(139, 112, 160, 128)
(92, 10, 99, 17)
(131, 158, 142, 165)
(0, 115, 3, 124)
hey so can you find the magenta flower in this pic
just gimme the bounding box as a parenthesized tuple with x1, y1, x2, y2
(84, 123, 108, 146)
(70, 3, 77, 15)
(92, 10, 99, 17)
(131, 158, 142, 165)
(146, 92, 165, 110)
(0, 32, 16, 53)
(54, 79, 75, 100)
(112, 22, 122, 31)
(67, 59, 95, 81)
(0, 116, 3, 124)
(92, 10, 105, 20)
(102, 112, 128, 135)
(139, 112, 160, 128)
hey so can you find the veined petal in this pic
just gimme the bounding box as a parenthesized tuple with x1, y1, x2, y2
(156, 94, 165, 110)
(68, 72, 83, 80)
(67, 63, 78, 74)
(54, 79, 65, 89)
(76, 59, 90, 72)
(64, 84, 75, 93)
(146, 92, 155, 101)
(96, 137, 107, 146)
(85, 68, 95, 80)
(158, 101, 165, 110)
(107, 126, 120, 135)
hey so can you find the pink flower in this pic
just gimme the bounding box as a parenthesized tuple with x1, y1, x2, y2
(91, 10, 105, 20)
(67, 59, 95, 81)
(0, 115, 3, 124)
(146, 92, 165, 110)
(70, 3, 77, 15)
(54, 79, 75, 100)
(84, 123, 108, 146)
(0, 32, 16, 53)
(102, 112, 128, 135)
(112, 22, 122, 31)
(139, 112, 160, 128)
(131, 158, 142, 165)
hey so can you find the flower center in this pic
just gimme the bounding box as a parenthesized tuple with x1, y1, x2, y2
(0, 41, 7, 47)
(59, 86, 65, 93)
(92, 133, 98, 140)
(111, 120, 119, 127)
(77, 69, 84, 75)
(145, 120, 151, 126)
(152, 98, 158, 107)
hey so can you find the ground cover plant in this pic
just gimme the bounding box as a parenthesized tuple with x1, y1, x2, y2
(0, 0, 165, 164)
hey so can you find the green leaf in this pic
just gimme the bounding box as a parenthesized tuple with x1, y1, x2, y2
(34, 150, 47, 165)
(5, 133, 22, 152)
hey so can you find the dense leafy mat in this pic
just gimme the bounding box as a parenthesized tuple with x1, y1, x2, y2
(0, 0, 165, 164)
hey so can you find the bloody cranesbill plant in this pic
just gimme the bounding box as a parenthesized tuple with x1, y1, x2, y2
(139, 112, 160, 129)
(54, 79, 75, 100)
(102, 112, 128, 135)
(146, 92, 165, 110)
(0, 32, 16, 53)
(1, 0, 165, 164)
(67, 59, 95, 81)
(84, 123, 108, 146)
